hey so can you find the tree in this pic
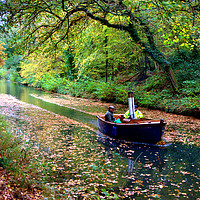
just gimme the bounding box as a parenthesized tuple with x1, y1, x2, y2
(0, 42, 6, 66)
(73, 22, 142, 81)
(62, 49, 76, 80)
(0, 0, 199, 92)
(0, 29, 22, 71)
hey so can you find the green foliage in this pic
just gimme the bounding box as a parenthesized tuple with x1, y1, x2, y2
(19, 54, 62, 88)
(1, 0, 200, 92)
(0, 29, 23, 71)
(180, 80, 200, 97)
(169, 48, 200, 82)
(62, 50, 77, 80)
(4, 54, 22, 71)
(129, 72, 200, 117)
(40, 72, 67, 93)
(0, 68, 23, 82)
(94, 81, 116, 101)
(141, 72, 167, 91)
(60, 79, 99, 98)
(0, 68, 10, 79)
(73, 23, 142, 80)
(10, 70, 23, 83)
(0, 116, 22, 171)
(114, 85, 129, 104)
(94, 81, 128, 104)
(69, 79, 100, 98)
(39, 76, 128, 104)
(58, 79, 128, 104)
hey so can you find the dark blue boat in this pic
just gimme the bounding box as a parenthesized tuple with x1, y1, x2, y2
(97, 114, 167, 144)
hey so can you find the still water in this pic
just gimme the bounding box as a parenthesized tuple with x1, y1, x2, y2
(0, 79, 199, 199)
(0, 79, 97, 127)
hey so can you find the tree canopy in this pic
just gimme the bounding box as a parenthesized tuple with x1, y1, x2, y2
(0, 0, 199, 92)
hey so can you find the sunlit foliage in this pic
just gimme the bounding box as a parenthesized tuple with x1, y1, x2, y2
(73, 21, 142, 80)
(0, 42, 6, 66)
(2, 0, 199, 91)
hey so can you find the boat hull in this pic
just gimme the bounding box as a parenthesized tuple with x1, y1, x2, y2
(97, 115, 166, 144)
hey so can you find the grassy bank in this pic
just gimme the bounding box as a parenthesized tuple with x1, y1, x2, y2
(0, 68, 199, 118)
(0, 115, 45, 198)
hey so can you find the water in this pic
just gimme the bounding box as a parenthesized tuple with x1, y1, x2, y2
(0, 79, 97, 128)
(0, 79, 199, 199)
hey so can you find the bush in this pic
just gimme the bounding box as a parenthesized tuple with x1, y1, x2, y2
(10, 70, 23, 83)
(114, 85, 129, 104)
(40, 73, 67, 93)
(141, 72, 168, 91)
(0, 116, 22, 171)
(0, 68, 10, 79)
(180, 80, 200, 97)
(58, 79, 99, 98)
(169, 48, 200, 82)
(94, 81, 116, 102)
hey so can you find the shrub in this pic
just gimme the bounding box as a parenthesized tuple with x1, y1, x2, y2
(94, 81, 116, 102)
(169, 48, 200, 82)
(0, 116, 22, 171)
(40, 73, 67, 93)
(10, 70, 23, 83)
(114, 85, 129, 104)
(0, 68, 10, 79)
(180, 80, 200, 97)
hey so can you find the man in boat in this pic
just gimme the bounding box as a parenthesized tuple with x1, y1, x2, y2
(105, 105, 115, 122)
(124, 105, 143, 119)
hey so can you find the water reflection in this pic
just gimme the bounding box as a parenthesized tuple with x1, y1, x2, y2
(97, 130, 166, 173)
(97, 130, 200, 199)
(0, 79, 97, 127)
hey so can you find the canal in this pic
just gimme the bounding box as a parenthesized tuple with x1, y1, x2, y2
(0, 79, 199, 199)
(0, 79, 97, 128)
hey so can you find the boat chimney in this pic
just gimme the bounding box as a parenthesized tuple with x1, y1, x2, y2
(128, 92, 135, 119)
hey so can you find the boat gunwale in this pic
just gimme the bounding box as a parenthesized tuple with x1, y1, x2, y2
(97, 115, 167, 127)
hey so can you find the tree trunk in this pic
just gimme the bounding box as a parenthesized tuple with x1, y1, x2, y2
(165, 66, 179, 93)
(105, 34, 108, 83)
(124, 23, 179, 93)
(85, 8, 179, 92)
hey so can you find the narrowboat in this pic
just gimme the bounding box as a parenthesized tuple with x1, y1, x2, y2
(96, 115, 167, 144)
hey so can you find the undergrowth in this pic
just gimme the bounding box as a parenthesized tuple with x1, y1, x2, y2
(0, 116, 22, 171)
(0, 69, 199, 118)
(0, 116, 49, 195)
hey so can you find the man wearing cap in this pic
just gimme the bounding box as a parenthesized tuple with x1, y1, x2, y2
(105, 106, 115, 122)
(124, 105, 143, 119)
